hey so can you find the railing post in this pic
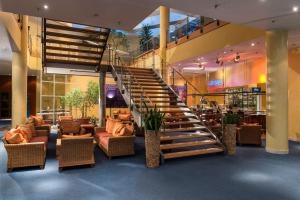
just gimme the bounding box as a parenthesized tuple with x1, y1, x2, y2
(172, 68, 175, 87)
(185, 81, 188, 105)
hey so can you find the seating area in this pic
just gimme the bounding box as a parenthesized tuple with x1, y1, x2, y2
(2, 114, 135, 172)
(1, 1, 300, 199)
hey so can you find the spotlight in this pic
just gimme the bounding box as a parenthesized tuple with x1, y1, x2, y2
(251, 42, 255, 47)
(293, 6, 299, 12)
(43, 4, 49, 10)
(234, 53, 240, 63)
(198, 64, 205, 70)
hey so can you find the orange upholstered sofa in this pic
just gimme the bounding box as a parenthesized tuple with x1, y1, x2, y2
(2, 123, 49, 172)
(94, 117, 135, 159)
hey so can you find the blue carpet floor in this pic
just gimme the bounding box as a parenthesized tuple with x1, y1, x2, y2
(1, 131, 300, 200)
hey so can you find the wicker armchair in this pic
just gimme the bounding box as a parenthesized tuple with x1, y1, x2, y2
(2, 129, 48, 172)
(94, 127, 135, 159)
(56, 137, 95, 171)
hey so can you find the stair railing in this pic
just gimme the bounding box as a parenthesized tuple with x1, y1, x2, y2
(108, 46, 155, 112)
(155, 66, 224, 147)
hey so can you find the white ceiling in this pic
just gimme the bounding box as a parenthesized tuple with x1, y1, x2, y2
(1, 0, 300, 31)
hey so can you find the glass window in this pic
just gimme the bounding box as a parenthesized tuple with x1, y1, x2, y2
(42, 82, 53, 95)
(55, 83, 65, 96)
(55, 74, 65, 82)
(42, 73, 54, 81)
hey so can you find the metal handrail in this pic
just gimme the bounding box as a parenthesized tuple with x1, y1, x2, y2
(171, 67, 202, 95)
(109, 46, 154, 110)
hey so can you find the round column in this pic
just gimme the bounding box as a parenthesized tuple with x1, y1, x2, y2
(159, 6, 169, 82)
(12, 52, 27, 127)
(265, 30, 289, 154)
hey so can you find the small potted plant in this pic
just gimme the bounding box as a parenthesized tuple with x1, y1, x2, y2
(142, 103, 165, 168)
(223, 113, 240, 155)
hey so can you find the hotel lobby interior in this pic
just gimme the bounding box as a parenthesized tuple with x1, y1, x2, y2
(1, 0, 300, 200)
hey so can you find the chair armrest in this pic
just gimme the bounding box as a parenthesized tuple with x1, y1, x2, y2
(35, 130, 50, 137)
(4, 142, 45, 157)
(108, 135, 136, 142)
(95, 127, 106, 133)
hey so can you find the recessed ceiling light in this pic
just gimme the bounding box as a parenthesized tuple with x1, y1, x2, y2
(43, 4, 49, 10)
(293, 6, 299, 12)
(223, 51, 227, 54)
(251, 42, 255, 47)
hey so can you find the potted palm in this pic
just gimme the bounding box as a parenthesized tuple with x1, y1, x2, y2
(223, 113, 240, 155)
(142, 103, 165, 168)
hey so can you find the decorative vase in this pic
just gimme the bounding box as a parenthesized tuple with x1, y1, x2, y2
(144, 130, 160, 168)
(224, 124, 237, 155)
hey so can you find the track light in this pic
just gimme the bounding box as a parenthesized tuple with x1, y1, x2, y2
(234, 53, 240, 63)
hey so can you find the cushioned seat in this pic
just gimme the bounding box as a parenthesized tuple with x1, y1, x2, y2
(30, 136, 48, 144)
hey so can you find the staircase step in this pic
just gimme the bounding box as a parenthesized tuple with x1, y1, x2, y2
(124, 82, 167, 87)
(162, 126, 207, 133)
(128, 87, 169, 90)
(115, 67, 153, 72)
(164, 115, 198, 120)
(141, 109, 191, 114)
(131, 91, 173, 95)
(160, 140, 217, 150)
(132, 95, 177, 99)
(123, 78, 162, 84)
(164, 120, 202, 126)
(137, 105, 188, 109)
(160, 133, 212, 141)
(162, 147, 224, 159)
(134, 100, 182, 104)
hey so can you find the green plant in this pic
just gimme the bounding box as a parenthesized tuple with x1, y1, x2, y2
(139, 24, 153, 52)
(142, 102, 165, 132)
(90, 116, 99, 126)
(85, 81, 99, 115)
(223, 113, 240, 125)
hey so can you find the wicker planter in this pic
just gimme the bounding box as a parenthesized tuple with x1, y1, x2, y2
(144, 130, 160, 168)
(223, 124, 237, 155)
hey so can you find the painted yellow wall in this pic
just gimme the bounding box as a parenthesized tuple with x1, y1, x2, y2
(288, 48, 300, 141)
(167, 24, 264, 65)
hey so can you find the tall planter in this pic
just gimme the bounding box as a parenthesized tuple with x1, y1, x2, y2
(144, 130, 160, 168)
(223, 124, 237, 155)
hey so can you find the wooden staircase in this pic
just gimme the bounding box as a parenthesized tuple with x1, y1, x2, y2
(42, 19, 110, 71)
(111, 66, 224, 161)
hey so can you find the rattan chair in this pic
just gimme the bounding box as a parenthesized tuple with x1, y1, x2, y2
(94, 127, 135, 159)
(56, 137, 95, 171)
(2, 129, 48, 172)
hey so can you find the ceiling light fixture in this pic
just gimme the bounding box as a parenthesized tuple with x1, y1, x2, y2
(234, 53, 240, 63)
(293, 6, 299, 12)
(43, 4, 49, 10)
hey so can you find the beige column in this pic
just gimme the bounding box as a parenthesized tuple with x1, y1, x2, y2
(12, 52, 27, 127)
(159, 6, 169, 82)
(265, 30, 289, 154)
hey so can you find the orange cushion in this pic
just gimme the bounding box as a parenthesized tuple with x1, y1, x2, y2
(5, 129, 26, 144)
(31, 115, 44, 126)
(25, 123, 36, 137)
(112, 122, 125, 136)
(118, 114, 131, 121)
(95, 132, 111, 139)
(118, 124, 134, 136)
(106, 118, 117, 134)
(62, 133, 92, 139)
(18, 124, 33, 141)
